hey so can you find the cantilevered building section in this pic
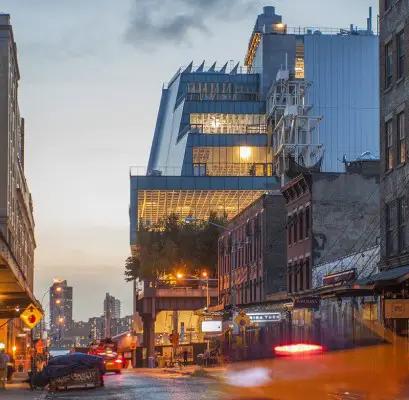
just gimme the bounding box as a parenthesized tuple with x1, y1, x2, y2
(130, 63, 279, 248)
(245, 6, 380, 172)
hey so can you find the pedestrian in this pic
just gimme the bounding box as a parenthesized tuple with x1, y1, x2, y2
(183, 350, 188, 366)
(0, 349, 10, 389)
(6, 352, 15, 384)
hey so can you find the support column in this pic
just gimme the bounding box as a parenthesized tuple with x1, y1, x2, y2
(142, 314, 155, 367)
(172, 311, 178, 334)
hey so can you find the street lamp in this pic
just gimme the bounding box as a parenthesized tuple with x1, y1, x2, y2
(202, 271, 209, 310)
(177, 271, 210, 311)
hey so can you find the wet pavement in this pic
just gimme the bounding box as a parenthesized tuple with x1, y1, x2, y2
(1, 370, 226, 400)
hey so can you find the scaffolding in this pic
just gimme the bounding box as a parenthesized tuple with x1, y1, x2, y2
(266, 70, 323, 178)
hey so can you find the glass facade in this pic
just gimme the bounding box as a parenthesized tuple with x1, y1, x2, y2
(192, 146, 272, 176)
(130, 68, 276, 245)
(189, 113, 266, 135)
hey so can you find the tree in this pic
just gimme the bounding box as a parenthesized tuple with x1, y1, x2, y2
(124, 256, 140, 282)
(124, 212, 228, 282)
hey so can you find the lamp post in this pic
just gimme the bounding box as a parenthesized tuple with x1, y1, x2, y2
(176, 271, 210, 310)
(202, 271, 209, 310)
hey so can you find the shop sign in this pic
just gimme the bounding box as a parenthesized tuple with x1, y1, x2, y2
(201, 320, 222, 333)
(385, 299, 409, 319)
(247, 312, 281, 323)
(293, 297, 320, 310)
(323, 269, 356, 286)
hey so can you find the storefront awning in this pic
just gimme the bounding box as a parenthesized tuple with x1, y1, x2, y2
(354, 265, 409, 288)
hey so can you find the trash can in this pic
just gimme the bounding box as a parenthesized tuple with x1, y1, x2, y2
(158, 356, 166, 368)
(148, 357, 156, 368)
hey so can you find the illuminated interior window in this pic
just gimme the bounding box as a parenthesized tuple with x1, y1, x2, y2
(190, 113, 266, 134)
(192, 146, 272, 176)
(295, 43, 305, 79)
(137, 190, 266, 227)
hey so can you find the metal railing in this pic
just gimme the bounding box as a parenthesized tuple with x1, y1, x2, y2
(139, 278, 218, 298)
(129, 163, 274, 177)
(277, 26, 376, 36)
(185, 93, 261, 102)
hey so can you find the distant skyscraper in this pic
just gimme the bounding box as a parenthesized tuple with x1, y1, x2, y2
(88, 316, 104, 341)
(49, 279, 73, 343)
(118, 316, 133, 335)
(103, 293, 121, 337)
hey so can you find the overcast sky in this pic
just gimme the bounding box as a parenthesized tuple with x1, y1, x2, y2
(0, 0, 378, 321)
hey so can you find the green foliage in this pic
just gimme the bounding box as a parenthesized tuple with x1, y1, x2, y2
(124, 212, 227, 281)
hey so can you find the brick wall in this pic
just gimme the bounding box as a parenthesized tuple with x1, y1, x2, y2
(380, 0, 409, 269)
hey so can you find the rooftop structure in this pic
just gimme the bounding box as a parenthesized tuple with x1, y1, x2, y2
(245, 6, 380, 172)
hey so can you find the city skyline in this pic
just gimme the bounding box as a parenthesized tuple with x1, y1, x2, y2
(0, 0, 378, 320)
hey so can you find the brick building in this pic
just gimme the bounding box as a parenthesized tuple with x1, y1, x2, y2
(282, 160, 380, 295)
(218, 192, 286, 307)
(380, 0, 409, 270)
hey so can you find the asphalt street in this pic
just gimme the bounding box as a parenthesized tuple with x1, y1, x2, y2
(2, 370, 226, 400)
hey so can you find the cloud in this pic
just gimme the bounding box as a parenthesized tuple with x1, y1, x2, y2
(124, 0, 262, 50)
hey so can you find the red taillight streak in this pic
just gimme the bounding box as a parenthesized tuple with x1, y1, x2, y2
(274, 343, 324, 355)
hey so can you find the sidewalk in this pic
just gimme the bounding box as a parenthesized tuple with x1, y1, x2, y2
(134, 364, 227, 379)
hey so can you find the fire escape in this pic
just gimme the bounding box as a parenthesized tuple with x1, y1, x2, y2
(266, 69, 323, 182)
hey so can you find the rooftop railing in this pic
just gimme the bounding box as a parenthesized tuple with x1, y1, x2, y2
(284, 26, 376, 36)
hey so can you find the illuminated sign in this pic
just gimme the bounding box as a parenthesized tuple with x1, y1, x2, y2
(247, 312, 281, 323)
(201, 320, 222, 333)
(385, 300, 409, 319)
(293, 298, 320, 310)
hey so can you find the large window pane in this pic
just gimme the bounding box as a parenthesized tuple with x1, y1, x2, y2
(398, 31, 405, 80)
(398, 197, 407, 253)
(398, 112, 406, 164)
(386, 42, 393, 88)
(190, 113, 266, 134)
(386, 120, 393, 170)
(192, 146, 272, 176)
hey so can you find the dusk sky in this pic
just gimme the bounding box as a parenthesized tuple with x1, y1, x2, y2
(0, 0, 378, 321)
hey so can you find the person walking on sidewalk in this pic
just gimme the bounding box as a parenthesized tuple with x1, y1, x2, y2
(0, 349, 10, 389)
(6, 352, 15, 384)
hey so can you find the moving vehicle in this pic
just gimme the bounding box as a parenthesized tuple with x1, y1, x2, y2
(223, 321, 409, 399)
(88, 339, 123, 374)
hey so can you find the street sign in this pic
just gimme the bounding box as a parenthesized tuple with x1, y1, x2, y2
(20, 303, 44, 329)
(201, 320, 222, 333)
(234, 313, 250, 328)
(130, 343, 137, 350)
